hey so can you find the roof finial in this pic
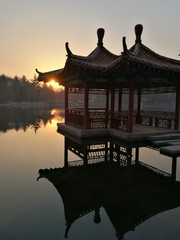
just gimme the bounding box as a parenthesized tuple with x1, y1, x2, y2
(65, 42, 72, 56)
(135, 24, 143, 44)
(97, 28, 105, 47)
(122, 37, 127, 53)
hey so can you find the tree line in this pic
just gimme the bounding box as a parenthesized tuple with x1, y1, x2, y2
(0, 74, 64, 103)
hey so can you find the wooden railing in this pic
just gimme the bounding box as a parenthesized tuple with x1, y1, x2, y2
(89, 108, 108, 129)
(140, 111, 175, 129)
(66, 108, 84, 127)
(66, 108, 175, 130)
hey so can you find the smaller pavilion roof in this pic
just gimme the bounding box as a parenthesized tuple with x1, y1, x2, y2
(36, 24, 180, 85)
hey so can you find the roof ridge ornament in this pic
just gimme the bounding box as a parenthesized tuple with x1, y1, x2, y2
(135, 24, 143, 44)
(65, 42, 73, 56)
(36, 68, 42, 74)
(122, 37, 128, 53)
(97, 28, 105, 47)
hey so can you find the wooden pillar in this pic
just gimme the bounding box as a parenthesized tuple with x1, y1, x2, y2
(64, 138, 68, 167)
(65, 84, 69, 124)
(110, 142, 114, 162)
(111, 87, 115, 112)
(116, 145, 120, 165)
(83, 146, 88, 165)
(106, 88, 109, 111)
(171, 156, 177, 181)
(110, 87, 115, 128)
(106, 89, 109, 128)
(135, 147, 139, 165)
(127, 82, 134, 133)
(175, 86, 180, 130)
(127, 148, 132, 166)
(84, 83, 89, 129)
(118, 87, 122, 112)
(105, 142, 108, 162)
(136, 88, 141, 124)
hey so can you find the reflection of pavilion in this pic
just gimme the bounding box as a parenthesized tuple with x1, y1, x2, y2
(38, 136, 180, 239)
(63, 135, 177, 179)
(63, 136, 143, 167)
(38, 160, 180, 239)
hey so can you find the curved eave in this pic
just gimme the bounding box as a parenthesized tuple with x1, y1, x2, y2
(36, 68, 65, 84)
(129, 43, 180, 70)
(65, 45, 119, 73)
(108, 52, 180, 78)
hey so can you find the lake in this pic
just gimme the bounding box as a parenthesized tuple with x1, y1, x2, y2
(1, 107, 180, 240)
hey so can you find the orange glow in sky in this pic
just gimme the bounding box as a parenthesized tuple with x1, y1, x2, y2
(46, 80, 64, 91)
(0, 1, 180, 80)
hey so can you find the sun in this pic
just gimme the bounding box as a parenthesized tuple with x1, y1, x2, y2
(46, 79, 64, 91)
(50, 80, 56, 86)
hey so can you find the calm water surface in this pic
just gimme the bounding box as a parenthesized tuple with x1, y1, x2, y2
(1, 107, 180, 240)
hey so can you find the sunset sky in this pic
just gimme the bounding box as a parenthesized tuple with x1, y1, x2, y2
(1, 0, 180, 80)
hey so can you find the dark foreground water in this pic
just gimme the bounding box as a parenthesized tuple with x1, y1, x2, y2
(1, 107, 180, 240)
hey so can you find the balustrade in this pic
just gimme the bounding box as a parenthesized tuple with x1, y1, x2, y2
(65, 108, 175, 130)
(140, 111, 175, 129)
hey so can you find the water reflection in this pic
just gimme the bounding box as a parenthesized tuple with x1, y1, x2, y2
(38, 137, 180, 240)
(0, 107, 64, 133)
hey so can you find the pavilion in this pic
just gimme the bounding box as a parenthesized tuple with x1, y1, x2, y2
(36, 24, 180, 134)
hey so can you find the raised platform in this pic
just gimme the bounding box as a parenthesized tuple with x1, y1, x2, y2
(57, 123, 180, 142)
(160, 145, 180, 157)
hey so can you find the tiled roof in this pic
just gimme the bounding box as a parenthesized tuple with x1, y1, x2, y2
(36, 68, 64, 82)
(129, 43, 180, 70)
(37, 25, 180, 83)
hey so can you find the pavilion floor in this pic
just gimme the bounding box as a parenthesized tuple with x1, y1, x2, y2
(57, 123, 180, 142)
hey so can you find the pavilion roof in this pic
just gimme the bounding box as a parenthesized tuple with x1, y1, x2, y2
(36, 24, 180, 84)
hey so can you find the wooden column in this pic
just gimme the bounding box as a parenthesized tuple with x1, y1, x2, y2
(84, 83, 89, 129)
(135, 147, 139, 165)
(64, 138, 68, 167)
(171, 156, 177, 181)
(106, 89, 109, 128)
(65, 83, 69, 124)
(118, 87, 122, 112)
(175, 86, 180, 130)
(110, 142, 114, 162)
(83, 146, 88, 165)
(127, 82, 134, 133)
(110, 87, 115, 128)
(111, 87, 115, 112)
(136, 88, 141, 124)
(105, 142, 108, 162)
(106, 88, 109, 111)
(116, 145, 120, 165)
(127, 148, 132, 166)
